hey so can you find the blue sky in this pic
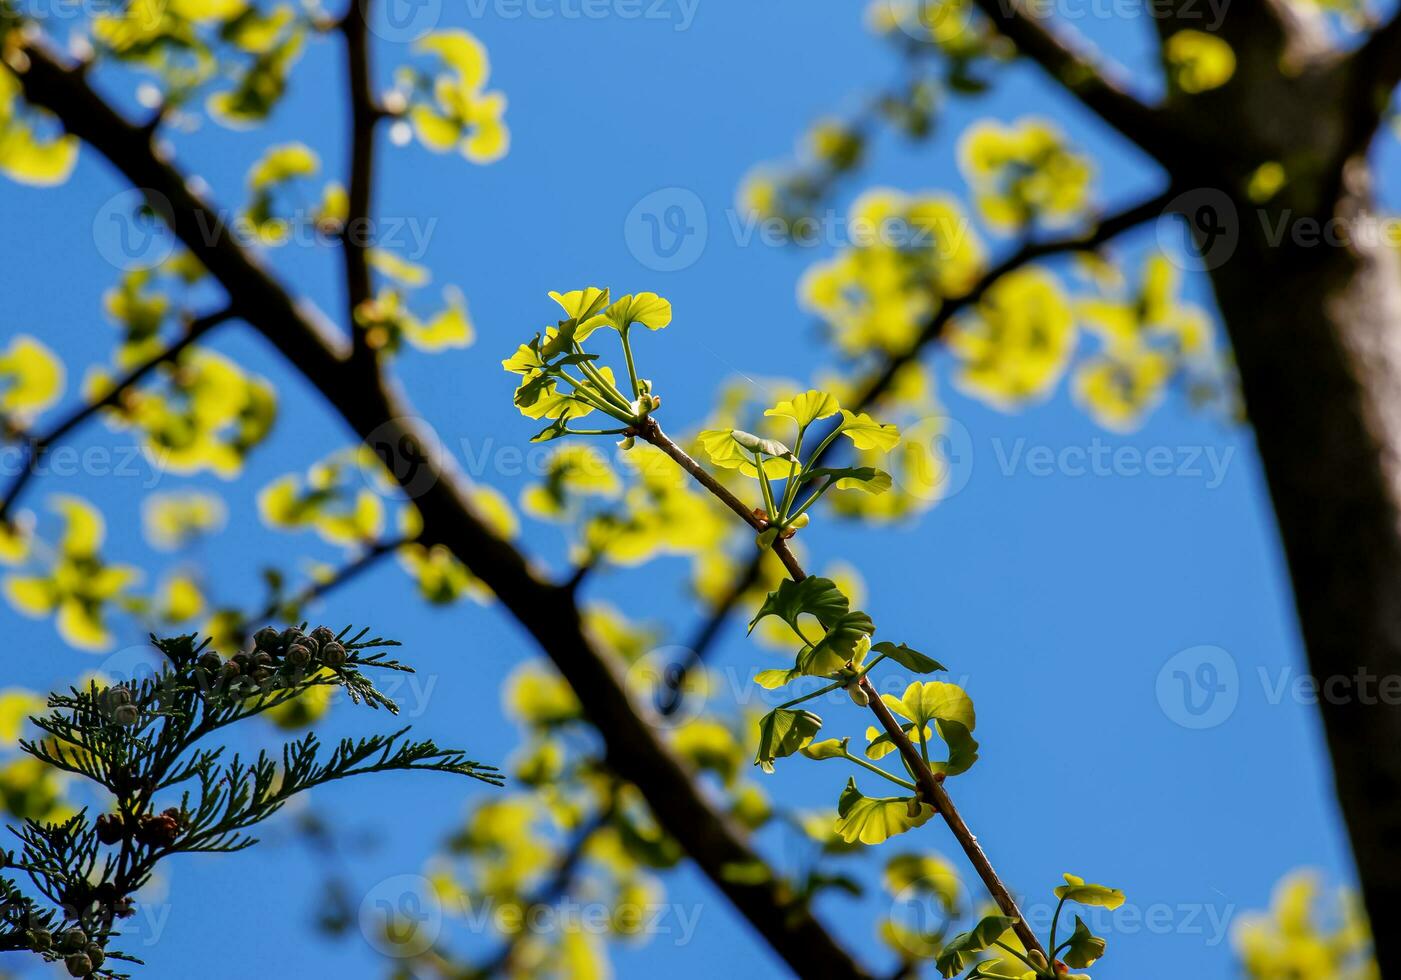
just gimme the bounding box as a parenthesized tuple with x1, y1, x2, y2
(1, 1, 1379, 977)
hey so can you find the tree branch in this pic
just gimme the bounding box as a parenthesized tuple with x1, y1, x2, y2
(662, 190, 1172, 703)
(641, 421, 1049, 963)
(969, 0, 1177, 161)
(0, 306, 235, 525)
(339, 0, 383, 365)
(11, 37, 871, 979)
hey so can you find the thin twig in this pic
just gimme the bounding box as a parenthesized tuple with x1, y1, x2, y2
(649, 421, 1050, 964)
(0, 307, 236, 525)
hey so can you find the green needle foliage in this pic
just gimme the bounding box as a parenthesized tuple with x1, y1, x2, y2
(0, 624, 500, 978)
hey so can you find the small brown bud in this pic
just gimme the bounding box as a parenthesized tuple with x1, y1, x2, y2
(64, 952, 92, 977)
(112, 704, 139, 727)
(58, 928, 87, 953)
(253, 626, 281, 650)
(26, 928, 52, 951)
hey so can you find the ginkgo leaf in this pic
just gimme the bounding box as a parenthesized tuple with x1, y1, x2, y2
(935, 915, 1020, 977)
(1062, 915, 1107, 968)
(748, 576, 851, 635)
(730, 429, 793, 459)
(248, 142, 319, 188)
(837, 409, 901, 451)
(369, 249, 430, 287)
(797, 610, 876, 675)
(765, 390, 841, 428)
(410, 105, 462, 152)
(753, 667, 801, 689)
(833, 777, 935, 844)
(871, 641, 945, 673)
(549, 287, 611, 323)
(1054, 874, 1126, 910)
(416, 29, 490, 89)
(802, 466, 893, 494)
(576, 292, 672, 341)
(754, 707, 821, 773)
(884, 680, 976, 731)
(800, 737, 848, 760)
(696, 429, 794, 479)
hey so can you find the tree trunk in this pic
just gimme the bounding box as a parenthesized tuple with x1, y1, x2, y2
(1207, 163, 1401, 972)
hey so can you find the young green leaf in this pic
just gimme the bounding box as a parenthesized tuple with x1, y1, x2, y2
(884, 680, 976, 732)
(833, 777, 936, 844)
(837, 409, 900, 451)
(798, 610, 876, 676)
(754, 707, 822, 773)
(800, 737, 849, 760)
(764, 389, 841, 428)
(577, 292, 672, 340)
(730, 428, 794, 459)
(801, 466, 894, 494)
(1062, 915, 1107, 968)
(548, 286, 611, 322)
(1054, 874, 1126, 910)
(934, 914, 1021, 977)
(871, 641, 946, 673)
(747, 576, 850, 635)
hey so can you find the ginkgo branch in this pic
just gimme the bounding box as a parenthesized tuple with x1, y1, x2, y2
(645, 419, 1050, 963)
